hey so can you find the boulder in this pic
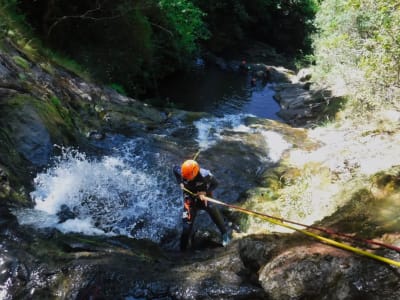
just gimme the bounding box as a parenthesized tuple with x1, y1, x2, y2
(259, 243, 400, 300)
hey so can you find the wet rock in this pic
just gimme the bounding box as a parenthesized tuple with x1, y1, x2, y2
(239, 235, 281, 272)
(296, 68, 312, 82)
(0, 206, 17, 228)
(86, 130, 105, 140)
(268, 66, 294, 83)
(259, 243, 400, 300)
(0, 167, 11, 199)
(272, 76, 338, 127)
(56, 204, 77, 223)
(274, 83, 312, 109)
(0, 87, 18, 98)
(6, 101, 52, 166)
(277, 107, 312, 121)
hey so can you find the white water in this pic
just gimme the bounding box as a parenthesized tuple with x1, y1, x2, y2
(194, 114, 291, 163)
(194, 114, 251, 150)
(16, 140, 181, 242)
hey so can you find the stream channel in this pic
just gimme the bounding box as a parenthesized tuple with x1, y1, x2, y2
(14, 61, 289, 249)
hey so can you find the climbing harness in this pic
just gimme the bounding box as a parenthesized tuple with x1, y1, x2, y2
(181, 186, 400, 268)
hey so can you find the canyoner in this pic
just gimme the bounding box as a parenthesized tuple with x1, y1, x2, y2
(173, 159, 231, 251)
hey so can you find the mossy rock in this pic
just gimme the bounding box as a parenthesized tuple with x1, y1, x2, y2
(245, 187, 279, 201)
(319, 177, 400, 239)
(372, 171, 400, 192)
(12, 55, 30, 70)
(0, 94, 87, 207)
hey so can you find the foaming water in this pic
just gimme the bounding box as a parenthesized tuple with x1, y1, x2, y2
(260, 131, 291, 163)
(194, 114, 251, 149)
(194, 114, 291, 163)
(15, 139, 181, 242)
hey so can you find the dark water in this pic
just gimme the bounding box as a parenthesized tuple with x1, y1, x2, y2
(158, 63, 282, 120)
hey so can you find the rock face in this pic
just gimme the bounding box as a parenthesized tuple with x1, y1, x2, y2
(0, 214, 266, 299)
(2, 212, 400, 299)
(259, 243, 400, 300)
(5, 100, 53, 166)
(239, 233, 400, 300)
(273, 68, 344, 127)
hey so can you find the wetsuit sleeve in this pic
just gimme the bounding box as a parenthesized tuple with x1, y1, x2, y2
(173, 166, 183, 184)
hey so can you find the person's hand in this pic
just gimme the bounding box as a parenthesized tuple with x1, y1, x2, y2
(197, 192, 207, 206)
(180, 183, 184, 190)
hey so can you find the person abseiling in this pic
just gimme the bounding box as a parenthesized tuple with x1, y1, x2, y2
(173, 159, 230, 251)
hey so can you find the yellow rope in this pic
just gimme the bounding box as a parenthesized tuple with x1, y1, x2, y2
(182, 187, 400, 267)
(193, 149, 201, 161)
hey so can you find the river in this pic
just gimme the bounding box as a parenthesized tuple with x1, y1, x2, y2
(158, 59, 282, 119)
(14, 61, 288, 248)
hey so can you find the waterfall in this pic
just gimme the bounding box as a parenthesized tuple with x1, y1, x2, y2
(16, 138, 182, 242)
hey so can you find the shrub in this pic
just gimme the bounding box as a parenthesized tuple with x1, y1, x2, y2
(313, 0, 400, 116)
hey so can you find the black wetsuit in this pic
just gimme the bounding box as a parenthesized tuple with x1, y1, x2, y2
(173, 166, 227, 251)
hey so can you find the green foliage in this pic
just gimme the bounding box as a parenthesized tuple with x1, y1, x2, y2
(3, 0, 321, 98)
(294, 53, 316, 70)
(158, 0, 209, 57)
(193, 0, 319, 54)
(44, 48, 91, 80)
(0, 0, 22, 36)
(50, 96, 61, 107)
(109, 83, 127, 95)
(313, 0, 400, 114)
(0, 0, 90, 80)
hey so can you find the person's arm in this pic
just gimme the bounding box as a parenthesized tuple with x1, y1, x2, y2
(197, 172, 217, 207)
(174, 166, 192, 197)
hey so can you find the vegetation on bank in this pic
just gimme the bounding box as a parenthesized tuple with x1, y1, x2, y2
(0, 0, 318, 98)
(312, 0, 400, 120)
(2, 0, 398, 120)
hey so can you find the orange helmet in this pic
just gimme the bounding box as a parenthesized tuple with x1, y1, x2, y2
(181, 160, 200, 181)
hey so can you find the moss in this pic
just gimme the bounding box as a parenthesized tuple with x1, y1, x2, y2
(50, 96, 61, 107)
(12, 55, 30, 69)
(372, 172, 400, 192)
(108, 83, 127, 96)
(0, 126, 31, 207)
(38, 61, 55, 75)
(31, 96, 81, 145)
(319, 171, 400, 239)
(317, 188, 376, 236)
(44, 49, 91, 80)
